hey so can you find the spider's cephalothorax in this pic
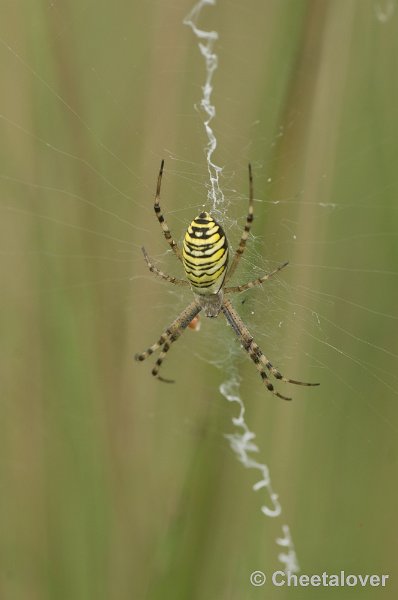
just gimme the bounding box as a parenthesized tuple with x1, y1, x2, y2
(135, 160, 319, 399)
(182, 211, 228, 317)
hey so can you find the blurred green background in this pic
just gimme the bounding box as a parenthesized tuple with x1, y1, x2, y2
(1, 0, 397, 598)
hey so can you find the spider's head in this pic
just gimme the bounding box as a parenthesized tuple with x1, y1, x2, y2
(182, 211, 229, 296)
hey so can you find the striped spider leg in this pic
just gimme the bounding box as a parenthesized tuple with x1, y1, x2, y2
(135, 300, 201, 382)
(154, 159, 182, 261)
(222, 298, 319, 401)
(226, 163, 254, 282)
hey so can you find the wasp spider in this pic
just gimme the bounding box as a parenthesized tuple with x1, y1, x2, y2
(135, 161, 319, 400)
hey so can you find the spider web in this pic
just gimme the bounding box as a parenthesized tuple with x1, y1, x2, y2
(1, 0, 398, 598)
(184, 0, 300, 574)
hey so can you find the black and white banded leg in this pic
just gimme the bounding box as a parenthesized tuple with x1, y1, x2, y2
(222, 298, 319, 400)
(226, 163, 254, 282)
(151, 340, 177, 383)
(135, 300, 201, 381)
(225, 261, 289, 294)
(154, 160, 182, 260)
(141, 246, 189, 287)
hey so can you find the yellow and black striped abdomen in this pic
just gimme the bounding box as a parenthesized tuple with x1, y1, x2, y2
(182, 211, 228, 295)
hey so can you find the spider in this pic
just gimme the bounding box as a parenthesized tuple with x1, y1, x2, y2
(135, 160, 319, 400)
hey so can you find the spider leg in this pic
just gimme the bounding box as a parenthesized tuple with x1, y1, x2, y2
(135, 300, 201, 381)
(141, 247, 189, 287)
(245, 338, 319, 387)
(151, 340, 177, 383)
(154, 159, 182, 261)
(224, 261, 289, 294)
(222, 298, 319, 400)
(135, 331, 171, 362)
(226, 163, 254, 282)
